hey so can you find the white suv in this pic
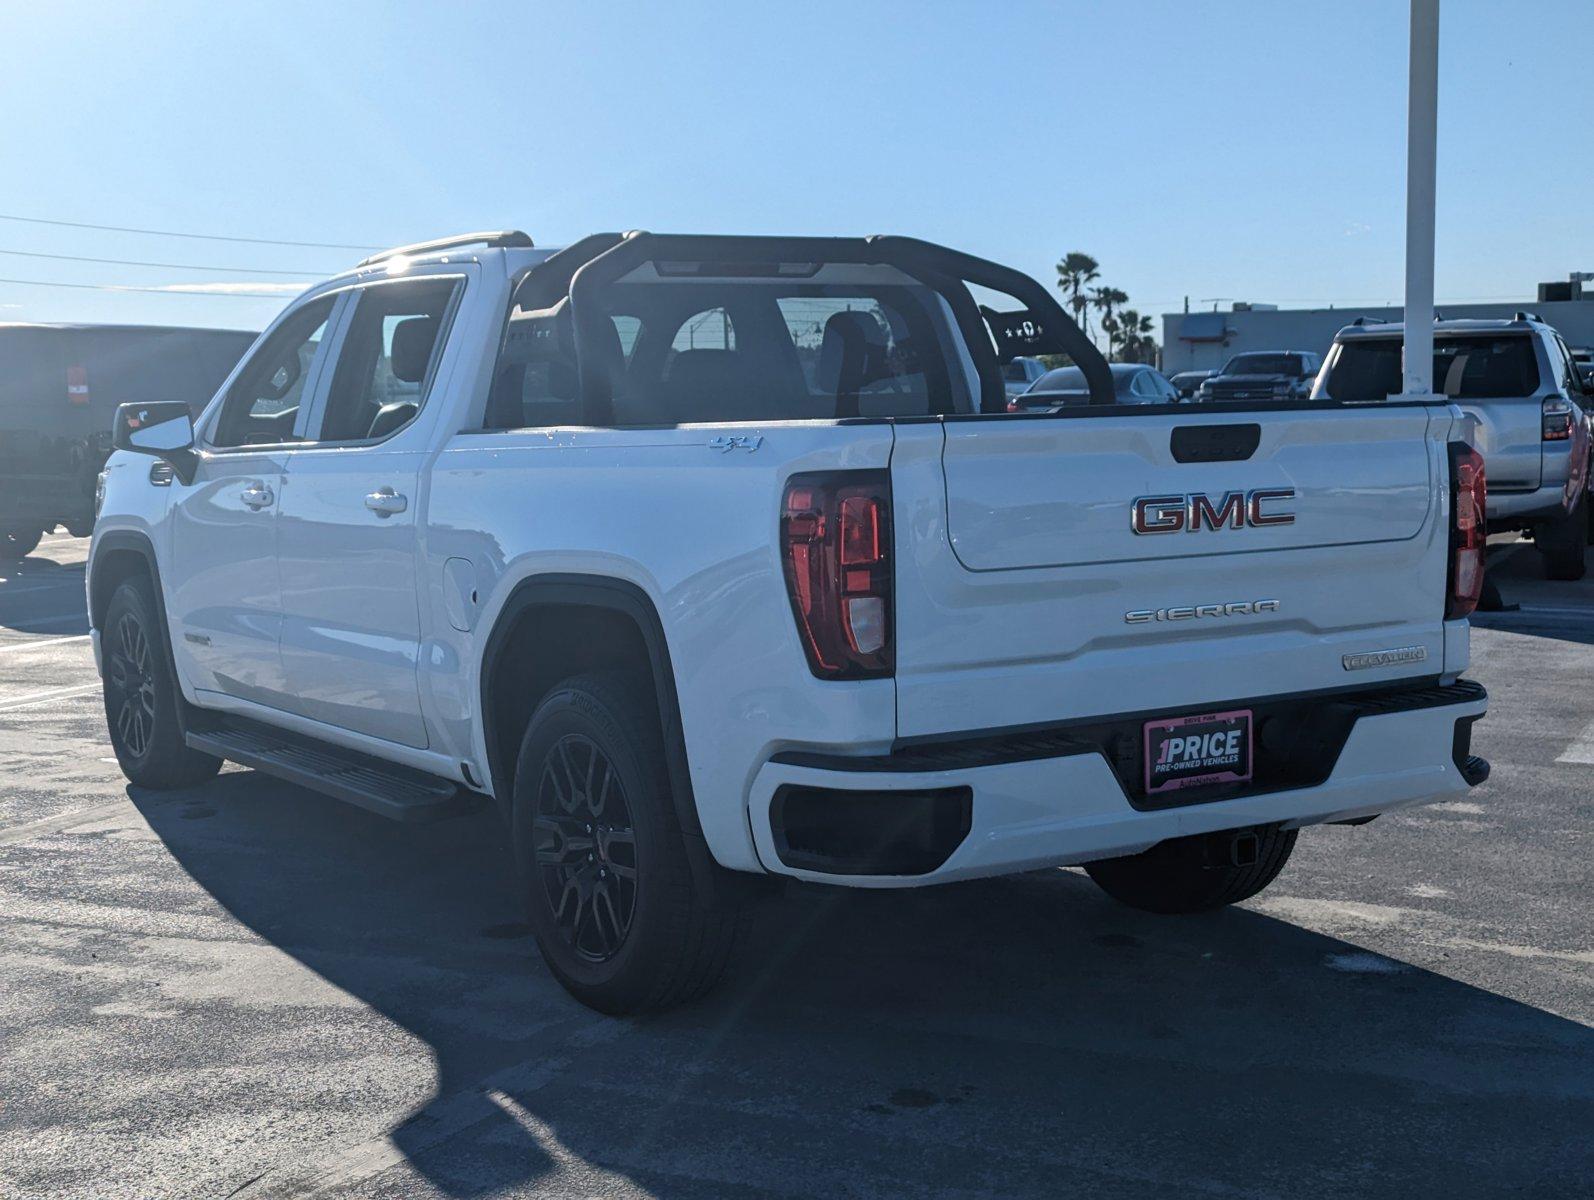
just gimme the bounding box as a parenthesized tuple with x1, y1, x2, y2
(1317, 315, 1591, 579)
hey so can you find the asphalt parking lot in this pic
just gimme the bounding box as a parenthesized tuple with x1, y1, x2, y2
(0, 532, 1590, 1199)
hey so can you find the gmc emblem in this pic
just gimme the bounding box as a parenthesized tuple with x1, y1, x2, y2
(1131, 488, 1296, 534)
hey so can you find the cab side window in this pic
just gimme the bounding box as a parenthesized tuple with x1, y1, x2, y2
(317, 278, 460, 443)
(210, 297, 334, 448)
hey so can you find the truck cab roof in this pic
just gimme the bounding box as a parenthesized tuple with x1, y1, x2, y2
(317, 233, 555, 292)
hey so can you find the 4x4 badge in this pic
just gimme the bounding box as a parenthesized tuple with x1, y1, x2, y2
(709, 435, 763, 454)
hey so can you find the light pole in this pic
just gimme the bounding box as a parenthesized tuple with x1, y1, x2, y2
(1403, 0, 1439, 398)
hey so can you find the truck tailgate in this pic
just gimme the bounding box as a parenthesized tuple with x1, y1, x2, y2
(890, 406, 1454, 740)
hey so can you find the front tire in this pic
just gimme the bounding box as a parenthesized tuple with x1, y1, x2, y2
(102, 577, 221, 789)
(511, 672, 742, 1014)
(1085, 826, 1298, 914)
(1536, 496, 1588, 581)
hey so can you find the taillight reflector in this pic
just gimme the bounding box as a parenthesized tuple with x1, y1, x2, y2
(1447, 442, 1486, 620)
(1542, 396, 1574, 441)
(781, 471, 893, 678)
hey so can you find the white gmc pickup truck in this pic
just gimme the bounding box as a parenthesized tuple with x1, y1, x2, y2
(90, 231, 1490, 1013)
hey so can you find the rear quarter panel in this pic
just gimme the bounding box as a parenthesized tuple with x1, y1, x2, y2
(424, 423, 896, 873)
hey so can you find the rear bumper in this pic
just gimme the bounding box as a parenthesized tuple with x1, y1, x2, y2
(1488, 483, 1571, 523)
(745, 681, 1487, 888)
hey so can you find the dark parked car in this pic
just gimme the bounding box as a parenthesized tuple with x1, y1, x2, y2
(1197, 350, 1322, 402)
(1167, 368, 1216, 399)
(1011, 362, 1179, 410)
(0, 323, 256, 558)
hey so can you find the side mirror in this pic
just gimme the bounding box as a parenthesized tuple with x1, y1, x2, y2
(112, 401, 197, 485)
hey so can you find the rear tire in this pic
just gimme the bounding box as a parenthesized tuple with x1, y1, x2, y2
(102, 577, 222, 789)
(1536, 497, 1587, 581)
(511, 671, 743, 1014)
(1, 527, 43, 560)
(1085, 826, 1298, 914)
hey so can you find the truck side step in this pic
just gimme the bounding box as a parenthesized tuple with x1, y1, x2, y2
(185, 716, 467, 824)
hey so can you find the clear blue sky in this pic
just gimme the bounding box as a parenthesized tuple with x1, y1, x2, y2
(0, 0, 1589, 332)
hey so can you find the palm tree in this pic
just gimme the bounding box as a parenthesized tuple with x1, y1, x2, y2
(1115, 309, 1154, 362)
(1090, 286, 1128, 353)
(1055, 252, 1099, 337)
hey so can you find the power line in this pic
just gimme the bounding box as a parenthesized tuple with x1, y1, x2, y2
(0, 212, 380, 251)
(0, 276, 298, 299)
(0, 247, 319, 275)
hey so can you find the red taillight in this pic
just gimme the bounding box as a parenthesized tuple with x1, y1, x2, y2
(1543, 396, 1574, 441)
(781, 471, 893, 678)
(66, 365, 90, 406)
(1447, 442, 1486, 620)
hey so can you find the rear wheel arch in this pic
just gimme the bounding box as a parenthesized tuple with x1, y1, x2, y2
(477, 574, 704, 845)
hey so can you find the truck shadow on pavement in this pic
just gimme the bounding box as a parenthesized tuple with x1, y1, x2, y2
(1476, 544, 1594, 648)
(131, 773, 1594, 1200)
(0, 553, 90, 635)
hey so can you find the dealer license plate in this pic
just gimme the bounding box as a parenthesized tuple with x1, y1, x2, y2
(1143, 709, 1253, 796)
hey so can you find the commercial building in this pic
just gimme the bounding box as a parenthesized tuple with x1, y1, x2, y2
(1159, 276, 1594, 374)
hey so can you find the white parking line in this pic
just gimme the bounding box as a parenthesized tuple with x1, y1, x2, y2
(0, 634, 90, 655)
(1556, 718, 1594, 765)
(0, 799, 131, 847)
(0, 683, 100, 712)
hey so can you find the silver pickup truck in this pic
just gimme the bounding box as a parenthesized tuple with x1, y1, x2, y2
(1316, 314, 1592, 579)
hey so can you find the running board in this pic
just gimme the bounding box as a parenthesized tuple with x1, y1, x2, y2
(185, 718, 466, 823)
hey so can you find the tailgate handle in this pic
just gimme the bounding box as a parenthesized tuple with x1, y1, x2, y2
(1171, 423, 1261, 463)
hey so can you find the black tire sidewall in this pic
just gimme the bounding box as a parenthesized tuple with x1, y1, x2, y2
(1086, 827, 1297, 914)
(2, 528, 42, 560)
(511, 677, 680, 1011)
(102, 577, 212, 786)
(1538, 497, 1588, 578)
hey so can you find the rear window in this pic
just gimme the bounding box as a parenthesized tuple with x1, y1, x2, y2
(1030, 366, 1086, 393)
(1223, 353, 1302, 376)
(1319, 335, 1541, 402)
(773, 295, 937, 415)
(489, 273, 971, 429)
(1030, 366, 1134, 397)
(615, 284, 955, 423)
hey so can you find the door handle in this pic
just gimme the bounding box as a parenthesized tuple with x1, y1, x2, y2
(364, 487, 408, 517)
(240, 484, 275, 510)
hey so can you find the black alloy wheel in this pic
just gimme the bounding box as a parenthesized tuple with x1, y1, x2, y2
(511, 671, 745, 1013)
(533, 733, 639, 962)
(107, 610, 158, 758)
